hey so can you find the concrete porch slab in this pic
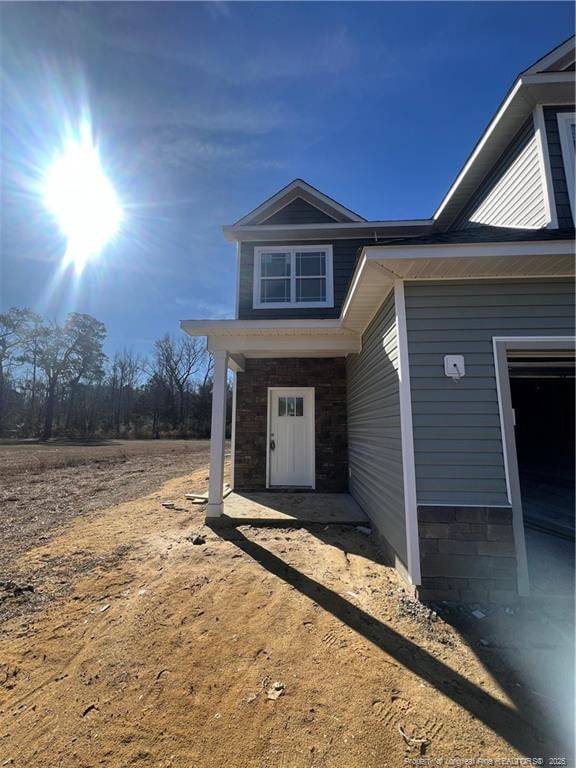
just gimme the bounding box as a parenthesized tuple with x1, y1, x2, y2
(220, 492, 369, 526)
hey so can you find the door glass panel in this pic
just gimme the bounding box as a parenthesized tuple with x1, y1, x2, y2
(277, 395, 304, 417)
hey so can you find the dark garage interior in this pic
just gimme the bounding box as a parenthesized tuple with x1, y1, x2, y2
(509, 354, 575, 595)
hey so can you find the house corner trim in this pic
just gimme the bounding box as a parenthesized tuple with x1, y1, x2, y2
(533, 105, 558, 229)
(394, 280, 421, 585)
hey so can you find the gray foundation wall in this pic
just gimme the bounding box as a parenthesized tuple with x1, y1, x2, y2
(417, 506, 517, 604)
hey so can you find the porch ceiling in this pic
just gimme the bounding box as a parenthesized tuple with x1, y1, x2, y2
(180, 319, 361, 359)
(341, 241, 575, 333)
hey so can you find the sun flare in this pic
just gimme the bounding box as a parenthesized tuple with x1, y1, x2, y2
(43, 122, 122, 273)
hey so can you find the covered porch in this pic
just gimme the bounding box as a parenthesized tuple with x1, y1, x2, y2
(180, 319, 360, 518)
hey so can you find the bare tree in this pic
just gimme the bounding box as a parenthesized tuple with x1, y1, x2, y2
(0, 306, 215, 440)
(153, 334, 206, 431)
(0, 308, 40, 435)
(109, 349, 144, 436)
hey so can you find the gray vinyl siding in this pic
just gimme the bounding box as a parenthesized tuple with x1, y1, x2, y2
(261, 198, 337, 225)
(347, 292, 407, 565)
(543, 106, 575, 229)
(238, 239, 369, 319)
(455, 118, 547, 230)
(405, 278, 575, 506)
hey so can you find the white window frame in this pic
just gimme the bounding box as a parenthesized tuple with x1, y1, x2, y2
(253, 244, 334, 309)
(557, 112, 576, 222)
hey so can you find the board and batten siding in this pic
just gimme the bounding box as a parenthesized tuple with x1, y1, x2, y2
(543, 105, 575, 230)
(347, 291, 407, 566)
(238, 239, 368, 320)
(405, 278, 575, 506)
(456, 118, 547, 230)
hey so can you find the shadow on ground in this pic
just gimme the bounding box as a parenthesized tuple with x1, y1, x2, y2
(209, 522, 574, 760)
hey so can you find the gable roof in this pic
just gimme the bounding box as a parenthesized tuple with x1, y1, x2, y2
(233, 178, 367, 226)
(521, 35, 576, 75)
(434, 36, 575, 230)
(261, 197, 339, 225)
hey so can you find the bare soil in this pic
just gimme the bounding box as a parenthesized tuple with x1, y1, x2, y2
(0, 442, 570, 766)
(0, 439, 213, 575)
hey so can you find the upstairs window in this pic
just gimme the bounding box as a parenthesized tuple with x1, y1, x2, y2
(253, 245, 334, 308)
(557, 112, 576, 221)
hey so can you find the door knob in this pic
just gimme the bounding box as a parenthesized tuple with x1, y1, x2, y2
(270, 438, 276, 451)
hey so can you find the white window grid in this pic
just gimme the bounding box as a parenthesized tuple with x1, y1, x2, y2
(253, 244, 334, 309)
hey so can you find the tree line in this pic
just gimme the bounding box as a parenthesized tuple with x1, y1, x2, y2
(0, 308, 220, 441)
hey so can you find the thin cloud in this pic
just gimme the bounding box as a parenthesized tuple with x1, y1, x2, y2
(205, 2, 232, 20)
(104, 102, 292, 137)
(133, 132, 286, 172)
(61, 6, 358, 85)
(175, 297, 233, 319)
(240, 26, 356, 81)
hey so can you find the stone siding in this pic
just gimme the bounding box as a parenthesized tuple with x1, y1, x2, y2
(234, 358, 347, 492)
(416, 506, 518, 604)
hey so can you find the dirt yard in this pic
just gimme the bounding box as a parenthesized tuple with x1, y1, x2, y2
(0, 441, 572, 766)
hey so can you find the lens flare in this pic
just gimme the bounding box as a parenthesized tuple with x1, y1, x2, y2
(43, 122, 122, 273)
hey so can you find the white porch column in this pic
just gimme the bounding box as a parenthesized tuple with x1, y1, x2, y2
(206, 349, 229, 518)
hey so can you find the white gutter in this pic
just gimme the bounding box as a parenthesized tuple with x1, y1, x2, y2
(359, 239, 574, 262)
(223, 219, 433, 242)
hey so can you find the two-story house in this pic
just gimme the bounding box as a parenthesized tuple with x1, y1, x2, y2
(182, 36, 575, 604)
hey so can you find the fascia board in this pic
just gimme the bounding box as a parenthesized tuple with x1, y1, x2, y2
(434, 73, 575, 227)
(223, 220, 433, 242)
(234, 179, 366, 227)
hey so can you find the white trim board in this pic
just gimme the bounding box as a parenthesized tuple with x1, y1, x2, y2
(182, 318, 345, 333)
(522, 37, 575, 76)
(397, 272, 573, 282)
(533, 105, 559, 229)
(394, 280, 421, 586)
(223, 220, 432, 242)
(417, 503, 513, 509)
(234, 179, 366, 226)
(230, 371, 237, 490)
(492, 335, 575, 597)
(362, 240, 573, 262)
(557, 111, 576, 222)
(234, 241, 241, 319)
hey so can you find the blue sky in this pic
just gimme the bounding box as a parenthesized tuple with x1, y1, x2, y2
(0, 1, 573, 357)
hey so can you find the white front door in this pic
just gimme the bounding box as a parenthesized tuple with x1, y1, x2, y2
(268, 388, 315, 488)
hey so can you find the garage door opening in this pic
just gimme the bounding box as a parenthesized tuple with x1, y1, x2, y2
(508, 351, 575, 596)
